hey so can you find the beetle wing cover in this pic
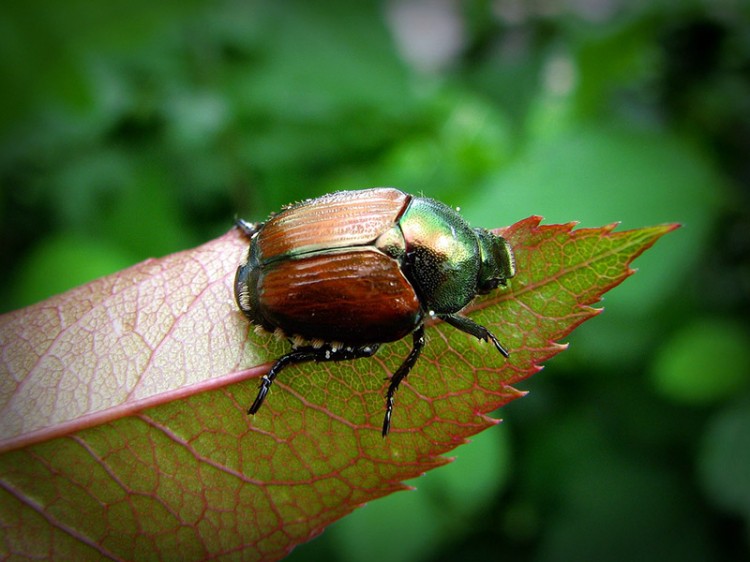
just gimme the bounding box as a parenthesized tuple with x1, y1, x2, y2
(257, 188, 410, 262)
(257, 248, 420, 344)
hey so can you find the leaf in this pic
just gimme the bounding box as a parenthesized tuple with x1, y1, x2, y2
(0, 217, 676, 560)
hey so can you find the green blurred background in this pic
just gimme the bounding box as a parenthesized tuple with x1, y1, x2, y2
(1, 0, 749, 560)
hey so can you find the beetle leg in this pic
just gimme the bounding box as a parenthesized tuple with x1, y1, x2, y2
(382, 324, 426, 437)
(235, 218, 263, 238)
(438, 313, 510, 358)
(248, 348, 318, 415)
(248, 343, 381, 416)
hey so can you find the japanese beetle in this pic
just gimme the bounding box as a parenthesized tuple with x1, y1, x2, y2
(235, 188, 515, 436)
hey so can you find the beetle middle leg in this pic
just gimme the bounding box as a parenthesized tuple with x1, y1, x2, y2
(382, 324, 426, 437)
(248, 343, 381, 416)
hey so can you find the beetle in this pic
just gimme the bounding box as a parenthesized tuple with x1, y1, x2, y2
(234, 187, 516, 436)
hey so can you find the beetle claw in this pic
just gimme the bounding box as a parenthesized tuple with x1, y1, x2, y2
(486, 332, 510, 358)
(382, 398, 393, 437)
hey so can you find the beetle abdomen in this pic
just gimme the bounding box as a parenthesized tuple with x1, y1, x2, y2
(256, 248, 422, 344)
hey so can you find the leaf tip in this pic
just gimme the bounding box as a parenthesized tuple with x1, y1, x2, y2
(602, 221, 621, 233)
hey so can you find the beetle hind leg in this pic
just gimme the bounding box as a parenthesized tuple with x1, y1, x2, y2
(382, 324, 426, 437)
(235, 218, 263, 238)
(248, 342, 381, 416)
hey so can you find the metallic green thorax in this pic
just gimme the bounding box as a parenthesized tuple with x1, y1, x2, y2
(393, 196, 515, 314)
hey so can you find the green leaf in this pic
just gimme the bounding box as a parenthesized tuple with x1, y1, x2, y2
(0, 218, 676, 560)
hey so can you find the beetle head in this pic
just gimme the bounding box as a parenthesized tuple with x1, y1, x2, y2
(475, 229, 516, 294)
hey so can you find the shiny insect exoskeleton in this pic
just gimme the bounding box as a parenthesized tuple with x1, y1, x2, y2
(235, 187, 515, 436)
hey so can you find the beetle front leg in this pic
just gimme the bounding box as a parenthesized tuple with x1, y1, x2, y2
(382, 324, 426, 437)
(248, 343, 381, 416)
(439, 313, 510, 358)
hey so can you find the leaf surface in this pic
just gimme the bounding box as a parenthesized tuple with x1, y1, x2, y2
(0, 218, 676, 560)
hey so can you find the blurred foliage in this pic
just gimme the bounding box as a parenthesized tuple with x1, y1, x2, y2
(1, 0, 749, 560)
